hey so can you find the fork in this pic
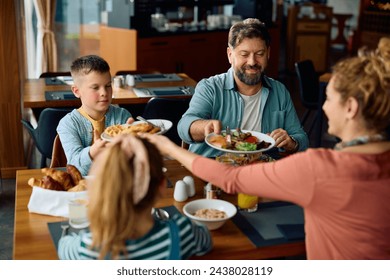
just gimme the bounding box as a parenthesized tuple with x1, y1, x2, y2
(225, 126, 232, 148)
(61, 221, 69, 238)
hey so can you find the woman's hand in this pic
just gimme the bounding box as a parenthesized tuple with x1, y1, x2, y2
(139, 133, 177, 157)
(139, 133, 199, 172)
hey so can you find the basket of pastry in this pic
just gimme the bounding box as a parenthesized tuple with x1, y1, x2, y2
(27, 165, 89, 217)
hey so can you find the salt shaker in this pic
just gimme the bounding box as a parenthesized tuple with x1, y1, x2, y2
(125, 74, 135, 86)
(183, 175, 195, 197)
(204, 182, 219, 199)
(173, 180, 188, 202)
(113, 76, 124, 88)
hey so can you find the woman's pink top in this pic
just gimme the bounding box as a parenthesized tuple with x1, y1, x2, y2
(192, 148, 390, 259)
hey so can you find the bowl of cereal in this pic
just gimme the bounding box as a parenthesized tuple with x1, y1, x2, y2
(183, 199, 237, 230)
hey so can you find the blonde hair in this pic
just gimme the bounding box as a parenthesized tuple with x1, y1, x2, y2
(332, 37, 390, 133)
(87, 137, 164, 259)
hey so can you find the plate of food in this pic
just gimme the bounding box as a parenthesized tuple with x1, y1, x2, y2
(101, 119, 172, 142)
(205, 129, 275, 154)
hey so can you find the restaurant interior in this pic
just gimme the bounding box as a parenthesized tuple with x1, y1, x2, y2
(1, 0, 389, 260)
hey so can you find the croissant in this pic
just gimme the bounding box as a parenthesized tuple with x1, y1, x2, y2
(28, 176, 64, 191)
(41, 176, 65, 191)
(28, 178, 42, 188)
(67, 179, 87, 192)
(66, 164, 82, 186)
(41, 168, 73, 191)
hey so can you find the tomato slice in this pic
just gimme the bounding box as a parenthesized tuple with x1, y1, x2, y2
(245, 136, 258, 143)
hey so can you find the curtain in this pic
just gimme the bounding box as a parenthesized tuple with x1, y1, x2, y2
(24, 0, 36, 78)
(33, 0, 57, 76)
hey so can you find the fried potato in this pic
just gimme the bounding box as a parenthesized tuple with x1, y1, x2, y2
(104, 122, 161, 137)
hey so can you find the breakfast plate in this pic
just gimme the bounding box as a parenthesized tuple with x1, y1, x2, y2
(205, 129, 275, 154)
(101, 119, 172, 142)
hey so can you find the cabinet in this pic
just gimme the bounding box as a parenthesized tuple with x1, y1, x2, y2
(99, 26, 137, 76)
(356, 0, 390, 51)
(137, 32, 230, 82)
(138, 26, 281, 81)
(286, 3, 333, 73)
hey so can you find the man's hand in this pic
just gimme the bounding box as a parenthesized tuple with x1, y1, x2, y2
(190, 119, 222, 142)
(269, 128, 298, 152)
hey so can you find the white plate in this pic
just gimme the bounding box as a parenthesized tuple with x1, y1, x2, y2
(205, 130, 275, 154)
(101, 119, 172, 142)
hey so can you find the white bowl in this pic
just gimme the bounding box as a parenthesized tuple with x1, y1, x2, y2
(183, 199, 237, 230)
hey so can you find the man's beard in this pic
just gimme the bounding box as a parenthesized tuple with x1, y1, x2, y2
(235, 65, 263, 85)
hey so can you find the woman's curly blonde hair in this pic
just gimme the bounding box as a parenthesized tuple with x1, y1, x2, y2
(332, 37, 390, 133)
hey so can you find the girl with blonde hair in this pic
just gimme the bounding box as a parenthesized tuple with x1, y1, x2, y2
(142, 38, 390, 260)
(58, 135, 212, 259)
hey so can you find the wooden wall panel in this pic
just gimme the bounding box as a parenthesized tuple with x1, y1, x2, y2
(0, 0, 26, 178)
(99, 26, 137, 76)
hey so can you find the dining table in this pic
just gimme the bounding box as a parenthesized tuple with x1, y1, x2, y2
(23, 73, 197, 109)
(13, 160, 306, 260)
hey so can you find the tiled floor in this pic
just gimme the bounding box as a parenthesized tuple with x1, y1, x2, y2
(0, 179, 16, 260)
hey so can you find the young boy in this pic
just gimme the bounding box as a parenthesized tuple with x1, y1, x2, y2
(57, 55, 133, 176)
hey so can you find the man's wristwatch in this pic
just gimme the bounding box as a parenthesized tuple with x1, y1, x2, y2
(290, 136, 299, 152)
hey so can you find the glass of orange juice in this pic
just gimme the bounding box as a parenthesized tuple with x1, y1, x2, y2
(237, 193, 258, 212)
(216, 153, 259, 212)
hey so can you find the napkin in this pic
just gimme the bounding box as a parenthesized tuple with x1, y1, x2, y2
(28, 186, 88, 217)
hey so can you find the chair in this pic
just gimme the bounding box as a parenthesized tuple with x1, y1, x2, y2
(141, 97, 190, 146)
(50, 135, 67, 168)
(294, 60, 322, 138)
(21, 108, 72, 168)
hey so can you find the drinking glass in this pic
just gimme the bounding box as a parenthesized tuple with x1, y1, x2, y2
(216, 153, 260, 213)
(237, 193, 258, 212)
(68, 199, 89, 228)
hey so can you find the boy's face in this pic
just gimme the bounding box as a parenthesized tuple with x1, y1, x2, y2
(71, 71, 112, 119)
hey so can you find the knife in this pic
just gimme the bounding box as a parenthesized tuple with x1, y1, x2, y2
(136, 116, 165, 132)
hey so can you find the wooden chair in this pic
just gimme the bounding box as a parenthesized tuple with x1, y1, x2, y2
(181, 141, 190, 150)
(50, 135, 67, 168)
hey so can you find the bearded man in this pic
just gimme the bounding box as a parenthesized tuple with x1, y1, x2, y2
(178, 18, 308, 157)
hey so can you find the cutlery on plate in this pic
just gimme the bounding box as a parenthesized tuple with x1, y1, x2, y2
(225, 126, 232, 148)
(136, 116, 165, 131)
